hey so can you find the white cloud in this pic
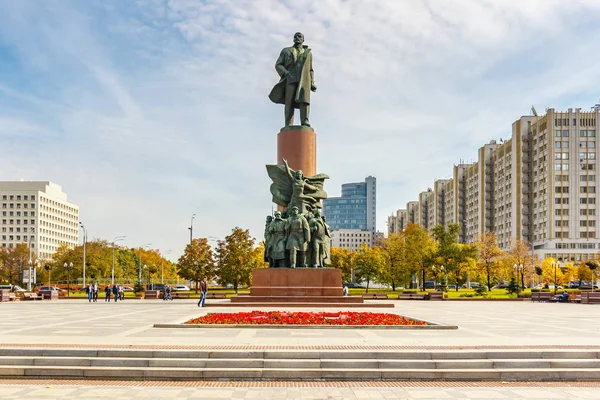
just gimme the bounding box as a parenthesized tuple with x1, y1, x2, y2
(1, 0, 600, 257)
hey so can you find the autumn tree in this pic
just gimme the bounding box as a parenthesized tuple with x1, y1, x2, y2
(539, 258, 573, 291)
(432, 224, 476, 291)
(177, 238, 215, 293)
(215, 227, 264, 293)
(476, 233, 504, 291)
(404, 223, 436, 290)
(379, 233, 406, 291)
(507, 239, 533, 289)
(329, 247, 354, 282)
(354, 243, 385, 293)
(0, 243, 36, 285)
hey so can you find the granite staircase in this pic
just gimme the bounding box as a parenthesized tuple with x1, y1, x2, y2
(1, 347, 600, 381)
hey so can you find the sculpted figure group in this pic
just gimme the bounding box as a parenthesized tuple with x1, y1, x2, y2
(264, 207, 331, 268)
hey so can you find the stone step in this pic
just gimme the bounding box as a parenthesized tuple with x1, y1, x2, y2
(1, 365, 600, 381)
(230, 296, 364, 303)
(0, 348, 598, 360)
(2, 356, 600, 370)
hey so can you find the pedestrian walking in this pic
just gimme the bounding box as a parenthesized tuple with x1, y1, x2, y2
(86, 283, 93, 302)
(197, 278, 208, 307)
(118, 285, 124, 301)
(112, 284, 118, 302)
(104, 285, 111, 302)
(93, 283, 99, 302)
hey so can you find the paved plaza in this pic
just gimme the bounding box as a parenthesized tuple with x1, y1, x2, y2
(1, 382, 600, 399)
(0, 299, 599, 347)
(1, 300, 600, 398)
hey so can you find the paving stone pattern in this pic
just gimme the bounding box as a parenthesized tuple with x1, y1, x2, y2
(1, 300, 599, 347)
(1, 383, 600, 399)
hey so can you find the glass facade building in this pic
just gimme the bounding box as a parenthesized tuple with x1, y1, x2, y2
(323, 176, 376, 233)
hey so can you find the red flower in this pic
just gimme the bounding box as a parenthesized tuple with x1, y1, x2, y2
(184, 311, 426, 326)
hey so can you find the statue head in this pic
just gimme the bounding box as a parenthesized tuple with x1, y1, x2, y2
(293, 32, 304, 46)
(274, 211, 282, 220)
(266, 215, 273, 224)
(295, 170, 304, 180)
(290, 206, 299, 217)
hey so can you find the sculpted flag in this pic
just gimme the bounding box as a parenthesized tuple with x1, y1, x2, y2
(266, 164, 328, 210)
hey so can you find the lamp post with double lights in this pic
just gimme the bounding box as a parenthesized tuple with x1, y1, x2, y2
(189, 214, 196, 244)
(111, 236, 126, 285)
(431, 265, 445, 290)
(138, 243, 152, 285)
(513, 264, 523, 290)
(79, 222, 87, 287)
(64, 262, 73, 297)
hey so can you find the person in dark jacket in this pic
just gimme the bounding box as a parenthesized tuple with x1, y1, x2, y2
(112, 285, 119, 302)
(104, 285, 111, 302)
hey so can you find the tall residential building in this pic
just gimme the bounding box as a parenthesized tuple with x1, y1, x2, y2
(0, 181, 79, 260)
(393, 107, 600, 262)
(323, 176, 377, 234)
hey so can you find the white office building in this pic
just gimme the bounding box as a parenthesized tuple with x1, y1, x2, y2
(0, 181, 79, 260)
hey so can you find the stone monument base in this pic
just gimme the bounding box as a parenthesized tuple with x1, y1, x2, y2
(229, 268, 372, 306)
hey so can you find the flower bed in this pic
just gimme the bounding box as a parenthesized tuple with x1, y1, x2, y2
(185, 311, 426, 326)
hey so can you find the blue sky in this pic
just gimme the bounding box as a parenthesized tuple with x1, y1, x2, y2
(1, 0, 600, 259)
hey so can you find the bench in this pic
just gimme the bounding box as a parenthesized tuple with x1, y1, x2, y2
(22, 292, 42, 301)
(427, 292, 444, 301)
(172, 292, 190, 299)
(531, 292, 552, 302)
(362, 293, 389, 300)
(205, 293, 226, 299)
(397, 294, 427, 300)
(581, 292, 600, 304)
(144, 290, 161, 299)
(8, 293, 17, 301)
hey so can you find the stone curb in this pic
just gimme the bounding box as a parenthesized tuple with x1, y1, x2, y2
(152, 323, 458, 330)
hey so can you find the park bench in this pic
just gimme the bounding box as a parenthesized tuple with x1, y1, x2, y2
(531, 292, 552, 302)
(397, 293, 427, 300)
(361, 293, 388, 300)
(172, 292, 190, 299)
(22, 292, 42, 301)
(205, 293, 227, 299)
(0, 289, 10, 302)
(144, 290, 161, 299)
(8, 292, 17, 301)
(581, 292, 600, 304)
(427, 292, 444, 301)
(39, 290, 58, 300)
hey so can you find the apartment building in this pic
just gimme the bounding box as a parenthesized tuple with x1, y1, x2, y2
(0, 181, 79, 260)
(394, 107, 600, 262)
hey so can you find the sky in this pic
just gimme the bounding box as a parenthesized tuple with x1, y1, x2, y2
(1, 0, 600, 260)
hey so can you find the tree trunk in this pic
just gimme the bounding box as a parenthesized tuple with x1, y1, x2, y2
(195, 278, 199, 294)
(487, 266, 491, 292)
(391, 281, 396, 291)
(421, 268, 425, 291)
(366, 280, 370, 294)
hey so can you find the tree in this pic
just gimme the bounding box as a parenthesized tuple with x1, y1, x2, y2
(177, 238, 215, 293)
(379, 233, 406, 291)
(215, 227, 263, 293)
(476, 233, 504, 291)
(329, 247, 354, 282)
(540, 258, 570, 289)
(354, 243, 385, 293)
(432, 224, 475, 291)
(576, 263, 592, 285)
(404, 223, 436, 290)
(0, 243, 36, 285)
(507, 239, 533, 289)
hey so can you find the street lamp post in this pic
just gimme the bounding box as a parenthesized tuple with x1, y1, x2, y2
(189, 214, 196, 244)
(79, 222, 87, 287)
(44, 264, 52, 287)
(138, 243, 151, 288)
(513, 264, 523, 290)
(64, 262, 73, 297)
(111, 236, 126, 285)
(552, 260, 557, 295)
(161, 250, 172, 285)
